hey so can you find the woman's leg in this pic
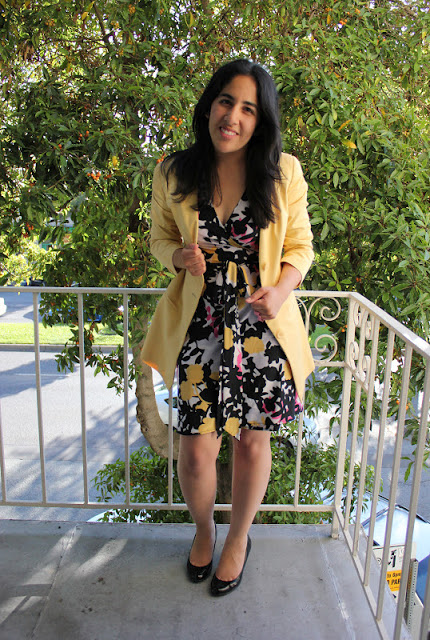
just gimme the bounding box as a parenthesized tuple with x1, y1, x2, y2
(177, 431, 221, 566)
(215, 429, 272, 581)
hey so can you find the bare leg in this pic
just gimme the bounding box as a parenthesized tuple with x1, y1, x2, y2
(215, 429, 272, 581)
(177, 432, 221, 566)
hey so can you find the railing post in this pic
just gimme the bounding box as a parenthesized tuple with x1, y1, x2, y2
(352, 315, 380, 557)
(77, 292, 89, 504)
(123, 293, 130, 506)
(394, 362, 430, 640)
(0, 399, 6, 502)
(364, 329, 395, 586)
(33, 292, 47, 504)
(376, 345, 412, 625)
(168, 383, 174, 506)
(331, 294, 354, 539)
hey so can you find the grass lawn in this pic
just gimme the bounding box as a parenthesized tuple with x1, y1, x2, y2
(0, 323, 123, 345)
(0, 322, 332, 348)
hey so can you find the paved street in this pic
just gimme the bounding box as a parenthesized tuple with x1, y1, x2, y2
(0, 288, 44, 323)
(0, 289, 148, 520)
(0, 347, 148, 521)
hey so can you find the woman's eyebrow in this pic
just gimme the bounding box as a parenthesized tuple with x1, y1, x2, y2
(219, 91, 258, 110)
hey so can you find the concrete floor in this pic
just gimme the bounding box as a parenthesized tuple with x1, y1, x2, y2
(0, 521, 408, 640)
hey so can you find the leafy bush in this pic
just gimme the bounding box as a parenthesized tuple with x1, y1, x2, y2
(92, 429, 374, 525)
(93, 447, 192, 524)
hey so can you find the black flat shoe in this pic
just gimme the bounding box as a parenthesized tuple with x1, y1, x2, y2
(186, 524, 217, 583)
(210, 535, 251, 597)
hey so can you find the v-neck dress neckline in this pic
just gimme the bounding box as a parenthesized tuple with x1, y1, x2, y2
(210, 193, 245, 229)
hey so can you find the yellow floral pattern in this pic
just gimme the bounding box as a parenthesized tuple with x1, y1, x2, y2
(199, 417, 216, 434)
(225, 417, 240, 437)
(243, 336, 264, 354)
(186, 364, 204, 384)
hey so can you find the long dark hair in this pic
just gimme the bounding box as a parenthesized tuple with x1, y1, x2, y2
(163, 59, 282, 228)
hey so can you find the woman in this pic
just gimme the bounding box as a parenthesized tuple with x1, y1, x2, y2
(142, 59, 314, 596)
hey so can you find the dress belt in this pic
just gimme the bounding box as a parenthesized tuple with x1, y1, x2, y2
(216, 260, 256, 439)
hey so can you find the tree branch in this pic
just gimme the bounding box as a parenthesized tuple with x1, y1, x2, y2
(93, 2, 118, 50)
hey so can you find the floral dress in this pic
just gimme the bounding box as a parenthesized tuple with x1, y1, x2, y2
(177, 195, 303, 439)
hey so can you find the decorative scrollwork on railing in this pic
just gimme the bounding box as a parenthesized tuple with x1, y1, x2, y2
(351, 301, 374, 340)
(348, 348, 371, 387)
(352, 300, 362, 328)
(296, 294, 344, 365)
(313, 331, 338, 362)
(360, 354, 372, 387)
(346, 301, 375, 390)
(347, 339, 360, 370)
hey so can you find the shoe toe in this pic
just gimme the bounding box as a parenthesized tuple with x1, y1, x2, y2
(210, 536, 251, 597)
(186, 524, 217, 583)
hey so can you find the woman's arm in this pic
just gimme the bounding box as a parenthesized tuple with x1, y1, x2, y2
(149, 163, 183, 274)
(246, 262, 301, 321)
(247, 155, 313, 321)
(150, 163, 206, 277)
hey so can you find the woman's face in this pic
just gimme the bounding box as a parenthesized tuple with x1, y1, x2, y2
(208, 74, 259, 162)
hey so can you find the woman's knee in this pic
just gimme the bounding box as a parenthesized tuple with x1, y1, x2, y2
(234, 430, 271, 464)
(178, 433, 220, 475)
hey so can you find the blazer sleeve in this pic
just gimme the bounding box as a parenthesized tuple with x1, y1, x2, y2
(280, 155, 314, 283)
(149, 163, 182, 275)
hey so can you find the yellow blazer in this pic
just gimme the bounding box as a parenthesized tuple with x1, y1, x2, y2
(141, 152, 314, 400)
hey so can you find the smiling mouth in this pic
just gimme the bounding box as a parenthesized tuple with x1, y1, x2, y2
(220, 127, 237, 137)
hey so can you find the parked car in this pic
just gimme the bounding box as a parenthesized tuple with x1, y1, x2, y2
(29, 278, 45, 286)
(361, 495, 430, 633)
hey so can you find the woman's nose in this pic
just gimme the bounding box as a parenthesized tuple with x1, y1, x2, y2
(225, 104, 240, 124)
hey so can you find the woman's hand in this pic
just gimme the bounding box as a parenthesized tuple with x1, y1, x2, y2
(246, 286, 287, 321)
(173, 243, 206, 276)
(246, 262, 301, 321)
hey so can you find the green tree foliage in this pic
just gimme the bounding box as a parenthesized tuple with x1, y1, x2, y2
(0, 234, 55, 284)
(1, 0, 429, 502)
(273, 3, 430, 338)
(1, 0, 429, 323)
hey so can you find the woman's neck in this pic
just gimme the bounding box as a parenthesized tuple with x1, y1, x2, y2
(215, 154, 246, 186)
(212, 156, 247, 223)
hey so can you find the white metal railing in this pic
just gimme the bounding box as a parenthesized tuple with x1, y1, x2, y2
(0, 286, 429, 640)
